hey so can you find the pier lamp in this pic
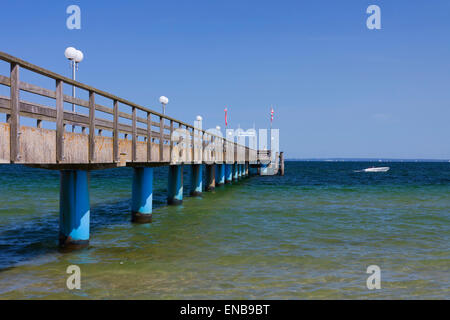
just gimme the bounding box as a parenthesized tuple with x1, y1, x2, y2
(64, 47, 84, 117)
(159, 96, 169, 115)
(195, 115, 203, 129)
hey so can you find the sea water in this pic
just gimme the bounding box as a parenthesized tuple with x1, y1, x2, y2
(0, 162, 448, 299)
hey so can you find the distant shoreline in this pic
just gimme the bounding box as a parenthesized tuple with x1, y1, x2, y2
(286, 158, 450, 162)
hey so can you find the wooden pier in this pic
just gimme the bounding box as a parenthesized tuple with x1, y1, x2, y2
(0, 51, 284, 249)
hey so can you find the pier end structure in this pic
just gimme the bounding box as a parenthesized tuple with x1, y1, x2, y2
(131, 167, 153, 223)
(59, 170, 90, 249)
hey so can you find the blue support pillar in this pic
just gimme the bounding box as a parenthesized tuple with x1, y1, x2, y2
(233, 163, 238, 181)
(238, 164, 243, 178)
(245, 162, 249, 176)
(260, 162, 269, 175)
(131, 167, 153, 223)
(190, 164, 203, 196)
(59, 170, 90, 249)
(205, 164, 215, 191)
(216, 164, 225, 186)
(225, 164, 233, 184)
(168, 165, 183, 205)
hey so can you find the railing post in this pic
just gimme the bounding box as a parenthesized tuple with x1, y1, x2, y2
(170, 120, 174, 162)
(88, 90, 95, 163)
(113, 100, 119, 162)
(159, 116, 164, 162)
(178, 122, 183, 163)
(191, 128, 195, 163)
(147, 112, 152, 161)
(211, 135, 215, 161)
(56, 79, 64, 163)
(9, 63, 20, 163)
(132, 106, 137, 162)
(222, 138, 226, 164)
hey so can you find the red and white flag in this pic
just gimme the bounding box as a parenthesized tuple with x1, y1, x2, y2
(225, 107, 228, 127)
(270, 106, 274, 123)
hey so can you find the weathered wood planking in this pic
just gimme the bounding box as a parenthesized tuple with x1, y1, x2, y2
(0, 123, 172, 165)
(0, 123, 11, 162)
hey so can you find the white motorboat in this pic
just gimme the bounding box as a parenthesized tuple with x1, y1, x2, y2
(363, 167, 390, 172)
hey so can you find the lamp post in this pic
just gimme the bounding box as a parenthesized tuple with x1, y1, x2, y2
(159, 96, 169, 115)
(64, 47, 84, 116)
(195, 115, 203, 129)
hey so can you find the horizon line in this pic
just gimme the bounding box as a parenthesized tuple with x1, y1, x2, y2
(286, 158, 450, 162)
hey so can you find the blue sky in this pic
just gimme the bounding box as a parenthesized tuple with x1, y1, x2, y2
(1, 0, 449, 159)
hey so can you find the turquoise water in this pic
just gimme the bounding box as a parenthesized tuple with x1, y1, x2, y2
(0, 162, 449, 299)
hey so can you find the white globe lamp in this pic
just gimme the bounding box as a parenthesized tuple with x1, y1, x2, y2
(64, 47, 77, 60)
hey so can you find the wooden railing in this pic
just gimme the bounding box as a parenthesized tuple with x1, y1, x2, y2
(0, 51, 257, 166)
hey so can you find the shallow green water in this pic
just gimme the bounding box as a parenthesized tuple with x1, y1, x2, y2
(0, 162, 449, 299)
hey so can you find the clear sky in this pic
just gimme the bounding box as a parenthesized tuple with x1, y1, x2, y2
(1, 0, 449, 159)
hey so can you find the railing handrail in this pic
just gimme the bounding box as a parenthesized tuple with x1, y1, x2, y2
(0, 51, 252, 150)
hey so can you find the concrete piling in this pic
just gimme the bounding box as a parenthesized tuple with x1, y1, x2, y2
(59, 170, 90, 249)
(279, 152, 285, 176)
(168, 165, 183, 205)
(233, 163, 238, 181)
(216, 163, 225, 186)
(260, 162, 269, 175)
(190, 164, 203, 196)
(205, 164, 216, 191)
(131, 167, 153, 223)
(225, 164, 233, 184)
